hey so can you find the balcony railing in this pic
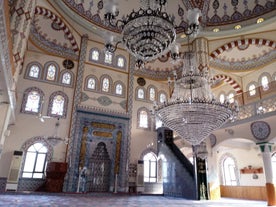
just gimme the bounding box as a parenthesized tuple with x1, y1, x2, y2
(233, 80, 276, 121)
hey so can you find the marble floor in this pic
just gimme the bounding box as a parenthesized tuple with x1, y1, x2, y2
(0, 193, 269, 207)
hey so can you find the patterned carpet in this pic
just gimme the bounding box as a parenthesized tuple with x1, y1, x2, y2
(0, 193, 268, 207)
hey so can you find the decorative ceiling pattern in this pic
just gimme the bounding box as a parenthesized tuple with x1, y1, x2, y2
(60, 0, 275, 32)
(207, 0, 275, 26)
(210, 38, 276, 71)
(212, 74, 243, 94)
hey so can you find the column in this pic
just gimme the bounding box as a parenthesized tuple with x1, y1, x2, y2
(258, 142, 276, 206)
(63, 35, 88, 192)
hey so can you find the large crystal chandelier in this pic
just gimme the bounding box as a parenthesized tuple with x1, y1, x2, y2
(104, 0, 200, 65)
(153, 40, 239, 145)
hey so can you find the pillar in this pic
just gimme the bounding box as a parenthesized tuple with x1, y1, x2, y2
(63, 35, 88, 192)
(258, 142, 276, 206)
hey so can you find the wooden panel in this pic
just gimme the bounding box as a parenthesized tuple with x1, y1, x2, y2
(220, 185, 267, 201)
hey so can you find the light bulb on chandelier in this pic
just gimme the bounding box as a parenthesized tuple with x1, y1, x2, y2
(103, 0, 201, 67)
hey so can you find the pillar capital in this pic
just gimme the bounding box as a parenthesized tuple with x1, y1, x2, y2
(256, 142, 273, 153)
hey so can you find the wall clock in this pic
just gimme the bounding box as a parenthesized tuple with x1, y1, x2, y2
(250, 121, 271, 140)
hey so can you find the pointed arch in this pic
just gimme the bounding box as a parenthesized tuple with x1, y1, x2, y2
(213, 74, 243, 94)
(34, 6, 79, 52)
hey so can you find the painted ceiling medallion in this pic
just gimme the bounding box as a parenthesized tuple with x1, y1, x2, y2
(251, 121, 271, 140)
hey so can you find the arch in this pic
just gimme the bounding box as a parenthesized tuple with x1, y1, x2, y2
(246, 81, 258, 96)
(47, 91, 69, 118)
(158, 90, 168, 103)
(115, 54, 127, 69)
(258, 72, 272, 91)
(113, 80, 125, 97)
(137, 107, 151, 130)
(20, 136, 53, 178)
(213, 74, 243, 94)
(35, 6, 79, 52)
(25, 62, 43, 80)
(85, 75, 99, 91)
(147, 85, 157, 102)
(136, 87, 146, 100)
(89, 47, 101, 62)
(210, 38, 276, 59)
(100, 74, 113, 93)
(60, 69, 74, 86)
(20, 87, 45, 115)
(43, 61, 60, 82)
(219, 152, 240, 186)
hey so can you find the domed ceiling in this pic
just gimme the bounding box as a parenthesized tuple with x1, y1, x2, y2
(59, 0, 275, 32)
(28, 0, 276, 80)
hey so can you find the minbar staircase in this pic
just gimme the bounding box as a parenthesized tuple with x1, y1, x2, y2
(157, 127, 196, 199)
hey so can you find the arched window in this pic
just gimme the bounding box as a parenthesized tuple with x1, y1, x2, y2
(248, 84, 256, 96)
(137, 88, 145, 99)
(219, 94, 225, 104)
(101, 76, 112, 92)
(138, 109, 149, 129)
(91, 50, 100, 61)
(159, 93, 167, 103)
(149, 87, 156, 101)
(228, 92, 235, 103)
(46, 64, 57, 81)
(143, 152, 157, 182)
(117, 57, 125, 68)
(104, 52, 113, 64)
(61, 72, 72, 85)
(28, 65, 40, 78)
(48, 91, 68, 118)
(261, 75, 269, 91)
(22, 142, 48, 178)
(87, 77, 97, 90)
(21, 87, 44, 115)
(222, 157, 238, 186)
(115, 83, 123, 95)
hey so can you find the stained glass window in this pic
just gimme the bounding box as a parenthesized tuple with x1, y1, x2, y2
(117, 57, 124, 68)
(102, 77, 110, 92)
(219, 94, 225, 104)
(138, 88, 145, 99)
(22, 143, 48, 178)
(61, 72, 71, 85)
(228, 93, 234, 103)
(115, 84, 123, 95)
(159, 93, 166, 103)
(104, 52, 112, 64)
(87, 77, 96, 90)
(29, 65, 40, 78)
(25, 91, 41, 113)
(261, 75, 269, 91)
(249, 84, 256, 96)
(139, 110, 148, 128)
(51, 95, 65, 116)
(46, 64, 56, 81)
(91, 50, 99, 61)
(149, 88, 155, 101)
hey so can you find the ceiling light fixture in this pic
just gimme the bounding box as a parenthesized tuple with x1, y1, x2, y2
(152, 38, 239, 145)
(104, 0, 201, 66)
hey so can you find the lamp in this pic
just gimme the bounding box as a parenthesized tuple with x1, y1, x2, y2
(104, 0, 200, 65)
(47, 119, 68, 146)
(152, 38, 239, 145)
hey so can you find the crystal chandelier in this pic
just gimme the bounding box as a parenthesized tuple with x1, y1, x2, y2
(152, 40, 239, 145)
(104, 0, 200, 65)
